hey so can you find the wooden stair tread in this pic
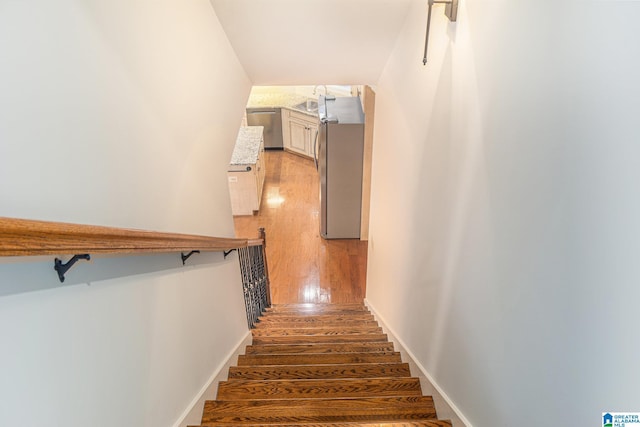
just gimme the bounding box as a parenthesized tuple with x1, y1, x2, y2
(217, 377, 423, 400)
(252, 334, 388, 345)
(267, 303, 368, 310)
(227, 363, 413, 380)
(252, 326, 382, 336)
(263, 310, 372, 316)
(261, 308, 371, 313)
(258, 314, 375, 320)
(255, 319, 379, 328)
(195, 421, 453, 427)
(257, 313, 375, 323)
(238, 352, 402, 366)
(201, 396, 436, 423)
(245, 342, 395, 355)
(270, 303, 367, 307)
(265, 307, 370, 315)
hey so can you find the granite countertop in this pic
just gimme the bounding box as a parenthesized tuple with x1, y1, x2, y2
(247, 92, 318, 118)
(230, 126, 264, 166)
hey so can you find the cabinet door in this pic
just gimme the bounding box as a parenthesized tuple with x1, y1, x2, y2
(307, 122, 319, 159)
(288, 118, 308, 156)
(255, 151, 266, 205)
(228, 170, 258, 215)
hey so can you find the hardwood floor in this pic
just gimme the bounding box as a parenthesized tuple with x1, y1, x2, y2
(233, 151, 367, 304)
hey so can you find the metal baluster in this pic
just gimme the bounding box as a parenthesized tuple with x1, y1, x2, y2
(247, 246, 254, 327)
(257, 245, 266, 317)
(244, 246, 255, 328)
(238, 247, 251, 329)
(252, 245, 261, 323)
(236, 229, 272, 329)
(252, 245, 260, 325)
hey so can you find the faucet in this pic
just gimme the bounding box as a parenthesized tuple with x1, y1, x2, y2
(313, 85, 328, 96)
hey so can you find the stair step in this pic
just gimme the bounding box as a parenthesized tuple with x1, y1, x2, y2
(261, 311, 372, 318)
(267, 303, 368, 310)
(255, 319, 379, 328)
(262, 310, 372, 317)
(245, 342, 395, 355)
(257, 313, 375, 323)
(252, 326, 383, 337)
(201, 396, 436, 424)
(237, 352, 402, 366)
(216, 377, 423, 400)
(227, 363, 413, 380)
(265, 305, 370, 315)
(194, 421, 453, 427)
(252, 333, 388, 345)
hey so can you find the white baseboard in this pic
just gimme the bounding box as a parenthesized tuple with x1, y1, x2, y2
(172, 330, 252, 427)
(365, 299, 473, 427)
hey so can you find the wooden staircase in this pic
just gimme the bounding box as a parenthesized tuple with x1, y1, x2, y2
(191, 303, 453, 427)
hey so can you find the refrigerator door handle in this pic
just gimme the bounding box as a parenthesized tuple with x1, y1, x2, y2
(313, 128, 319, 170)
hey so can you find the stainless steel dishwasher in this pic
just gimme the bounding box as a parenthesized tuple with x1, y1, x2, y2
(246, 107, 283, 149)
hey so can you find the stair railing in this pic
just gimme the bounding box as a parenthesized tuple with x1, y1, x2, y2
(238, 228, 272, 328)
(0, 218, 272, 325)
(0, 217, 249, 258)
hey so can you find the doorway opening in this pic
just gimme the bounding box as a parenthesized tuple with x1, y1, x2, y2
(230, 85, 376, 304)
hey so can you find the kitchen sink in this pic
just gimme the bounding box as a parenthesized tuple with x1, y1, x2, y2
(293, 99, 318, 113)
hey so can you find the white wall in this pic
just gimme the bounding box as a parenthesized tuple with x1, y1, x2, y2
(367, 1, 640, 426)
(0, 1, 252, 426)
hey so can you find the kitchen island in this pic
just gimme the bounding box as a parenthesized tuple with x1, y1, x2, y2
(228, 126, 266, 216)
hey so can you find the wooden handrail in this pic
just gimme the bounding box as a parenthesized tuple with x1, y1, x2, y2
(247, 238, 265, 247)
(0, 217, 249, 257)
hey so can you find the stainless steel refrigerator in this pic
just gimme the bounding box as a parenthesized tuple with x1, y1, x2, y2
(314, 96, 365, 239)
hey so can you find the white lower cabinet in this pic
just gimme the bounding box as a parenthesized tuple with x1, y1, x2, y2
(283, 109, 318, 159)
(228, 137, 265, 216)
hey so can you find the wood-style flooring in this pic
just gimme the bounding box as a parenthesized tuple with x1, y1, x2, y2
(233, 151, 367, 304)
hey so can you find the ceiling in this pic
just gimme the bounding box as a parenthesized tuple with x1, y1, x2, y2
(209, 0, 414, 85)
